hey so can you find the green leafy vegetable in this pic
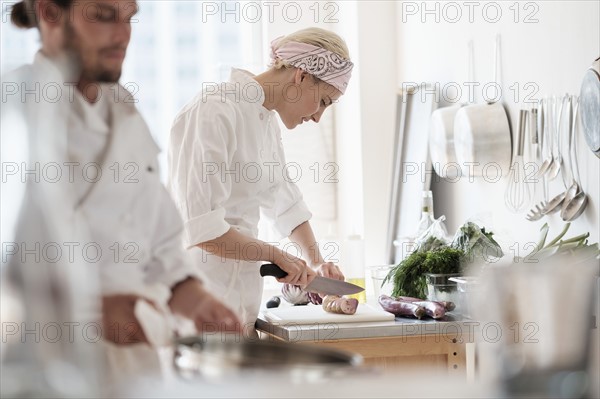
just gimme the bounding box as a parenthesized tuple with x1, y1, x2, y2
(385, 221, 502, 299)
(526, 223, 599, 262)
(384, 247, 463, 299)
(544, 223, 571, 248)
(451, 222, 503, 262)
(536, 223, 550, 250)
(417, 236, 447, 253)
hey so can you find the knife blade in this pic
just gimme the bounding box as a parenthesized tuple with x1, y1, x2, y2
(259, 263, 364, 296)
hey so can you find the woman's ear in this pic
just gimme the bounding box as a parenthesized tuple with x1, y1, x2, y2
(295, 69, 312, 85)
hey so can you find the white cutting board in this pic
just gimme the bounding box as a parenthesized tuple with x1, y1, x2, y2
(263, 304, 395, 325)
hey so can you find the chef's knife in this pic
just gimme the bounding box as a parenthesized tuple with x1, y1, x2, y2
(260, 263, 364, 296)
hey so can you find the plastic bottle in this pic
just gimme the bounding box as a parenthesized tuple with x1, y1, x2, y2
(415, 190, 435, 238)
(343, 235, 366, 303)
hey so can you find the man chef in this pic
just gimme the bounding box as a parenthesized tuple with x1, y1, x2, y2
(2, 0, 240, 387)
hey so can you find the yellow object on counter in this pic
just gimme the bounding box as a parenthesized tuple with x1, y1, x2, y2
(346, 277, 366, 303)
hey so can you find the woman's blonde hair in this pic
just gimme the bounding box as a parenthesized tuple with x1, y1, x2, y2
(271, 27, 351, 70)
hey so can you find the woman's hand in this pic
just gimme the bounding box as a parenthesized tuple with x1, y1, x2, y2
(271, 251, 316, 288)
(314, 261, 345, 281)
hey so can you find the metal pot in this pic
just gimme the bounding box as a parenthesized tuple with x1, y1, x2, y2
(453, 102, 512, 177)
(429, 41, 469, 179)
(579, 57, 600, 157)
(173, 335, 363, 382)
(453, 35, 512, 177)
(429, 104, 463, 178)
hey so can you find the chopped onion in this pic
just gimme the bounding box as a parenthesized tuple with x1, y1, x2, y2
(307, 291, 322, 305)
(281, 284, 309, 305)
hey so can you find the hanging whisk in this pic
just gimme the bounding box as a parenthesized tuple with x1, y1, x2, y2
(505, 110, 533, 213)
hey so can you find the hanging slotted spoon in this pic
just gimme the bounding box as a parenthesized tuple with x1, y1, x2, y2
(561, 96, 589, 221)
(543, 95, 572, 214)
(546, 96, 563, 180)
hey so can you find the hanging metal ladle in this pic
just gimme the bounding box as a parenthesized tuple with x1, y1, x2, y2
(560, 97, 580, 211)
(561, 96, 588, 221)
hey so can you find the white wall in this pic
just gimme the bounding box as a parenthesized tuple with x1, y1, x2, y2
(335, 1, 399, 265)
(392, 0, 599, 250)
(262, 1, 400, 267)
(333, 1, 364, 244)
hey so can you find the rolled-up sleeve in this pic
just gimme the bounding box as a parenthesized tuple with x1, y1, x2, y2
(268, 193, 313, 239)
(167, 99, 238, 248)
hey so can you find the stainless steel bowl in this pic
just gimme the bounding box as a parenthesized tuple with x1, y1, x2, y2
(173, 335, 363, 381)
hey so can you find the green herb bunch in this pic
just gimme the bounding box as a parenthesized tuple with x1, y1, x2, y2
(384, 222, 503, 299)
(384, 247, 463, 299)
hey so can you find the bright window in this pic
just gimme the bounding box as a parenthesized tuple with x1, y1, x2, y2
(1, 0, 340, 284)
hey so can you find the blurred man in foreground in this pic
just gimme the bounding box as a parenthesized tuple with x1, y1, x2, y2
(1, 0, 240, 393)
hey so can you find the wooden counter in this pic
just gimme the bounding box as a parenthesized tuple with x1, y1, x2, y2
(256, 313, 478, 378)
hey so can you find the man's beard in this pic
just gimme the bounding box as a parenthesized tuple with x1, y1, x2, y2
(64, 21, 122, 83)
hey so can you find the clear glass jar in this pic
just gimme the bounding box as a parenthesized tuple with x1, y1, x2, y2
(425, 273, 460, 303)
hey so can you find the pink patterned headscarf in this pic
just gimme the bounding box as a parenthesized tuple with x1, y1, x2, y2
(270, 37, 354, 95)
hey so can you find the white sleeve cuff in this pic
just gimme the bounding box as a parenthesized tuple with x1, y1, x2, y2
(183, 207, 231, 249)
(271, 200, 313, 240)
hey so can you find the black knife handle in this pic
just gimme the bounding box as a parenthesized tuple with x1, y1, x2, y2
(260, 263, 288, 279)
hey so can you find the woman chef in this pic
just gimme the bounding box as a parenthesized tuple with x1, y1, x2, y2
(168, 28, 354, 327)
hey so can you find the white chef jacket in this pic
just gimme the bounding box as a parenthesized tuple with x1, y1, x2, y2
(168, 68, 312, 324)
(1, 52, 200, 392)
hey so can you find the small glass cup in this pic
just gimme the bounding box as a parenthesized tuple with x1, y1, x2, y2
(368, 265, 395, 301)
(425, 273, 460, 303)
(448, 276, 480, 318)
